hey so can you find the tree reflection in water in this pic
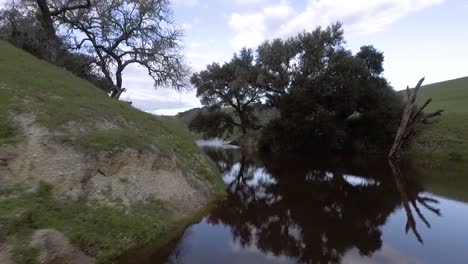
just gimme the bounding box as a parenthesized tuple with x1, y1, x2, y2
(389, 160, 441, 243)
(203, 149, 441, 264)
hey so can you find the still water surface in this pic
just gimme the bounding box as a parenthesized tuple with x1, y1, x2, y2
(136, 146, 468, 264)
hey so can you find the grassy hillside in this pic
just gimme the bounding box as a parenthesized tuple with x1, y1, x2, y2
(0, 41, 223, 263)
(0, 41, 222, 187)
(408, 76, 468, 163)
(405, 77, 468, 202)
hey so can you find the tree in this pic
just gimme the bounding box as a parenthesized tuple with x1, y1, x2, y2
(256, 37, 299, 107)
(191, 48, 264, 135)
(0, 1, 46, 56)
(256, 22, 345, 107)
(35, 0, 91, 40)
(258, 23, 403, 153)
(356, 45, 384, 76)
(29, 0, 92, 61)
(59, 0, 189, 99)
(189, 110, 235, 139)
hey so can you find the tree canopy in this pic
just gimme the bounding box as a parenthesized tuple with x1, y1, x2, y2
(60, 0, 189, 99)
(191, 48, 264, 135)
(191, 23, 404, 154)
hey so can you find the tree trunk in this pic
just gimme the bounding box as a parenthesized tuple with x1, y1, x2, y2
(388, 77, 443, 159)
(110, 67, 125, 99)
(111, 88, 126, 99)
(35, 0, 60, 62)
(35, 0, 92, 62)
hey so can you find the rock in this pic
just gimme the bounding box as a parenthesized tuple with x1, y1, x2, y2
(31, 229, 95, 264)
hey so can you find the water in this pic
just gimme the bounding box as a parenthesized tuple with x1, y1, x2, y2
(133, 147, 468, 264)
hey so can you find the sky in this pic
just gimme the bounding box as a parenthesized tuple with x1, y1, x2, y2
(2, 0, 467, 115)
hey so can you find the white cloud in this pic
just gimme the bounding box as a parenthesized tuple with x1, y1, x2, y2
(121, 64, 201, 115)
(171, 0, 199, 7)
(190, 42, 202, 48)
(182, 23, 193, 30)
(229, 0, 445, 49)
(229, 1, 294, 49)
(233, 0, 270, 5)
(151, 107, 194, 116)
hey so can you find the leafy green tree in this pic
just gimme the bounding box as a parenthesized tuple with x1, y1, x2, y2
(256, 23, 345, 107)
(356, 45, 384, 76)
(191, 48, 264, 135)
(258, 23, 403, 153)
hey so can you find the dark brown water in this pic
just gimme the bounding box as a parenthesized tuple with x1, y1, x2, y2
(134, 147, 468, 264)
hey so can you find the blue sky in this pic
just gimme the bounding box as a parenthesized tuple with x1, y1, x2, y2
(2, 0, 467, 115)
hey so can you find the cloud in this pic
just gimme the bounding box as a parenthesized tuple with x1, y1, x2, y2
(151, 107, 194, 116)
(229, 1, 294, 49)
(233, 0, 270, 5)
(171, 0, 199, 7)
(229, 0, 445, 49)
(121, 64, 201, 115)
(182, 23, 193, 30)
(190, 42, 202, 48)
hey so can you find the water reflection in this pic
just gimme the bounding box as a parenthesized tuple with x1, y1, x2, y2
(197, 150, 432, 264)
(157, 148, 468, 264)
(389, 161, 441, 243)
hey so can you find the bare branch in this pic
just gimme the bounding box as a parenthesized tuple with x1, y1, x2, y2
(58, 0, 189, 99)
(389, 77, 444, 159)
(49, 0, 91, 16)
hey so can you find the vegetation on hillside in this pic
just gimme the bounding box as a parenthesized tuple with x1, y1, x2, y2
(0, 41, 222, 188)
(0, 182, 171, 263)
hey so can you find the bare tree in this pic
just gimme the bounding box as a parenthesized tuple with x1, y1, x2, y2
(29, 0, 91, 61)
(35, 0, 91, 39)
(59, 0, 189, 99)
(388, 77, 444, 159)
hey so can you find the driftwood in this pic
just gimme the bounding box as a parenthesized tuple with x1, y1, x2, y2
(388, 77, 444, 159)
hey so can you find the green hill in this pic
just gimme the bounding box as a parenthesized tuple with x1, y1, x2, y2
(408, 76, 468, 162)
(0, 41, 223, 263)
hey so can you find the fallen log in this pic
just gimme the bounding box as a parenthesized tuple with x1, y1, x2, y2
(388, 77, 444, 159)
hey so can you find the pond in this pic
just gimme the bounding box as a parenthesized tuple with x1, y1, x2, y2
(130, 147, 468, 264)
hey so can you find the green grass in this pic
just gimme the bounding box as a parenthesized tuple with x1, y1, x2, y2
(406, 76, 468, 163)
(12, 243, 39, 264)
(0, 182, 173, 264)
